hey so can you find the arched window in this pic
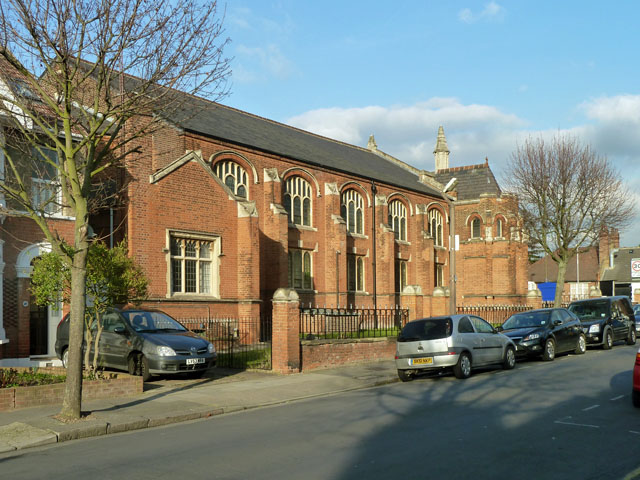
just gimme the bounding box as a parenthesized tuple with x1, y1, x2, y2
(471, 217, 482, 239)
(284, 176, 312, 226)
(288, 249, 312, 289)
(347, 255, 364, 292)
(340, 189, 364, 234)
(496, 217, 504, 238)
(214, 160, 248, 199)
(388, 200, 407, 241)
(428, 208, 444, 246)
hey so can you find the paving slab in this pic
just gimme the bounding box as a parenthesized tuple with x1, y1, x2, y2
(0, 422, 57, 450)
(27, 416, 108, 442)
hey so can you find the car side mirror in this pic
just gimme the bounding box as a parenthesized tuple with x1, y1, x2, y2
(553, 319, 562, 326)
(495, 326, 503, 332)
(113, 326, 126, 334)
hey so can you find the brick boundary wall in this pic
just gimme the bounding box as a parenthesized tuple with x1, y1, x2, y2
(301, 337, 396, 371)
(0, 370, 143, 411)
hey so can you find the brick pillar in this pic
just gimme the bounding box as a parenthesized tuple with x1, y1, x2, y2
(272, 288, 300, 374)
(401, 285, 423, 321)
(526, 289, 543, 309)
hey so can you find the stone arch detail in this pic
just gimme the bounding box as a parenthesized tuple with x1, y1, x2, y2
(16, 242, 52, 278)
(209, 150, 259, 185)
(281, 167, 321, 197)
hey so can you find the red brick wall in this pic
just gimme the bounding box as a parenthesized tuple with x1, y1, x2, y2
(0, 372, 143, 411)
(454, 195, 529, 306)
(301, 338, 396, 371)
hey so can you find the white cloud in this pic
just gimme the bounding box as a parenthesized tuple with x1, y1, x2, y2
(235, 44, 296, 81)
(458, 2, 506, 24)
(287, 98, 523, 170)
(286, 95, 639, 245)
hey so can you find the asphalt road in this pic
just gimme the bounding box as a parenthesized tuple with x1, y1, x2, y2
(1, 343, 639, 480)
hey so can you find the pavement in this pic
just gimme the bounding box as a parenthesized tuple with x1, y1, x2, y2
(0, 360, 399, 453)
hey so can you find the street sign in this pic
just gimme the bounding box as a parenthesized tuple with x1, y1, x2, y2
(632, 258, 640, 278)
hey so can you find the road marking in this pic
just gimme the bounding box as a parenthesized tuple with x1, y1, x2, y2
(610, 395, 625, 401)
(582, 404, 600, 411)
(630, 431, 640, 435)
(554, 419, 600, 429)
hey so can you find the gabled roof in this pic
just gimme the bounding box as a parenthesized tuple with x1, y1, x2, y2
(433, 160, 501, 201)
(601, 247, 640, 282)
(168, 96, 443, 198)
(529, 247, 600, 283)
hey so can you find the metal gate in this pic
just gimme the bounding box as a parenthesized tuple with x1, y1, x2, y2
(179, 316, 272, 370)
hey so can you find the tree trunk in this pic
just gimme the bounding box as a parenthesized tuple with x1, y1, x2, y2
(59, 225, 89, 419)
(554, 259, 568, 307)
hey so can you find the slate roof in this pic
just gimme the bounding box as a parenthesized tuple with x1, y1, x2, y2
(168, 96, 443, 198)
(529, 247, 600, 283)
(433, 161, 501, 201)
(601, 247, 640, 282)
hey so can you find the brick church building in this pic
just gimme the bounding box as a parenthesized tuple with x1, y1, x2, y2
(0, 63, 530, 366)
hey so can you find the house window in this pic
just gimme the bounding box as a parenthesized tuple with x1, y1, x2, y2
(170, 235, 215, 295)
(289, 249, 312, 289)
(29, 146, 61, 215)
(214, 160, 248, 199)
(428, 208, 444, 246)
(395, 259, 407, 293)
(341, 189, 364, 234)
(435, 264, 444, 287)
(347, 254, 365, 292)
(496, 218, 504, 238)
(388, 200, 407, 241)
(284, 176, 312, 226)
(471, 218, 481, 239)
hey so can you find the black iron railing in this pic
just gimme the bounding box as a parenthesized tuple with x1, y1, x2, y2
(456, 304, 533, 327)
(300, 307, 409, 340)
(178, 316, 272, 370)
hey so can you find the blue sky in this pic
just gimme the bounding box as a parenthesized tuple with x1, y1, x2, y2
(222, 1, 640, 246)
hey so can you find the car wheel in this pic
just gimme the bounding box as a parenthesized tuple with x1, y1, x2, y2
(397, 369, 413, 382)
(603, 329, 613, 350)
(542, 338, 555, 361)
(140, 355, 152, 382)
(503, 346, 516, 370)
(633, 390, 640, 408)
(627, 328, 637, 346)
(128, 354, 139, 376)
(575, 334, 587, 355)
(61, 348, 69, 368)
(453, 352, 472, 379)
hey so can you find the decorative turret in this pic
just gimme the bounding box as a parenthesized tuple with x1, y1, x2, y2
(367, 134, 378, 151)
(433, 126, 450, 171)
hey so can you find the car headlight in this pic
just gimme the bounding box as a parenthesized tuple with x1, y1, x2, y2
(523, 333, 540, 341)
(156, 346, 176, 356)
(589, 324, 601, 334)
(207, 342, 215, 354)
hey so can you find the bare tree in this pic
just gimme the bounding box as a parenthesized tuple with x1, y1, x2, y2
(505, 135, 633, 306)
(0, 0, 231, 419)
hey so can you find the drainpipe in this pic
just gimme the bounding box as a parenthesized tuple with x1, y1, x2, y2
(443, 178, 458, 315)
(336, 250, 340, 307)
(371, 181, 378, 327)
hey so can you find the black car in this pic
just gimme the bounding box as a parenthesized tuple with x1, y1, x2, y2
(499, 308, 586, 361)
(55, 308, 216, 381)
(568, 296, 636, 349)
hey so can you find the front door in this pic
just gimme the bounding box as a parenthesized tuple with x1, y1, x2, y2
(29, 302, 48, 355)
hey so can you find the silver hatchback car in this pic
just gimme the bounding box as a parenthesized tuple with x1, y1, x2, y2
(395, 314, 517, 381)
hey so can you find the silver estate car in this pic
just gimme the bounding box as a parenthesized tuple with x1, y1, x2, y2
(395, 314, 517, 381)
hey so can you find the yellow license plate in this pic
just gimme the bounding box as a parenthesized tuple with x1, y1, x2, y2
(411, 357, 433, 365)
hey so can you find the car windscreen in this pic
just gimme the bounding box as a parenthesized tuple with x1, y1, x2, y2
(120, 311, 188, 333)
(502, 311, 550, 329)
(568, 301, 610, 320)
(398, 318, 452, 342)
